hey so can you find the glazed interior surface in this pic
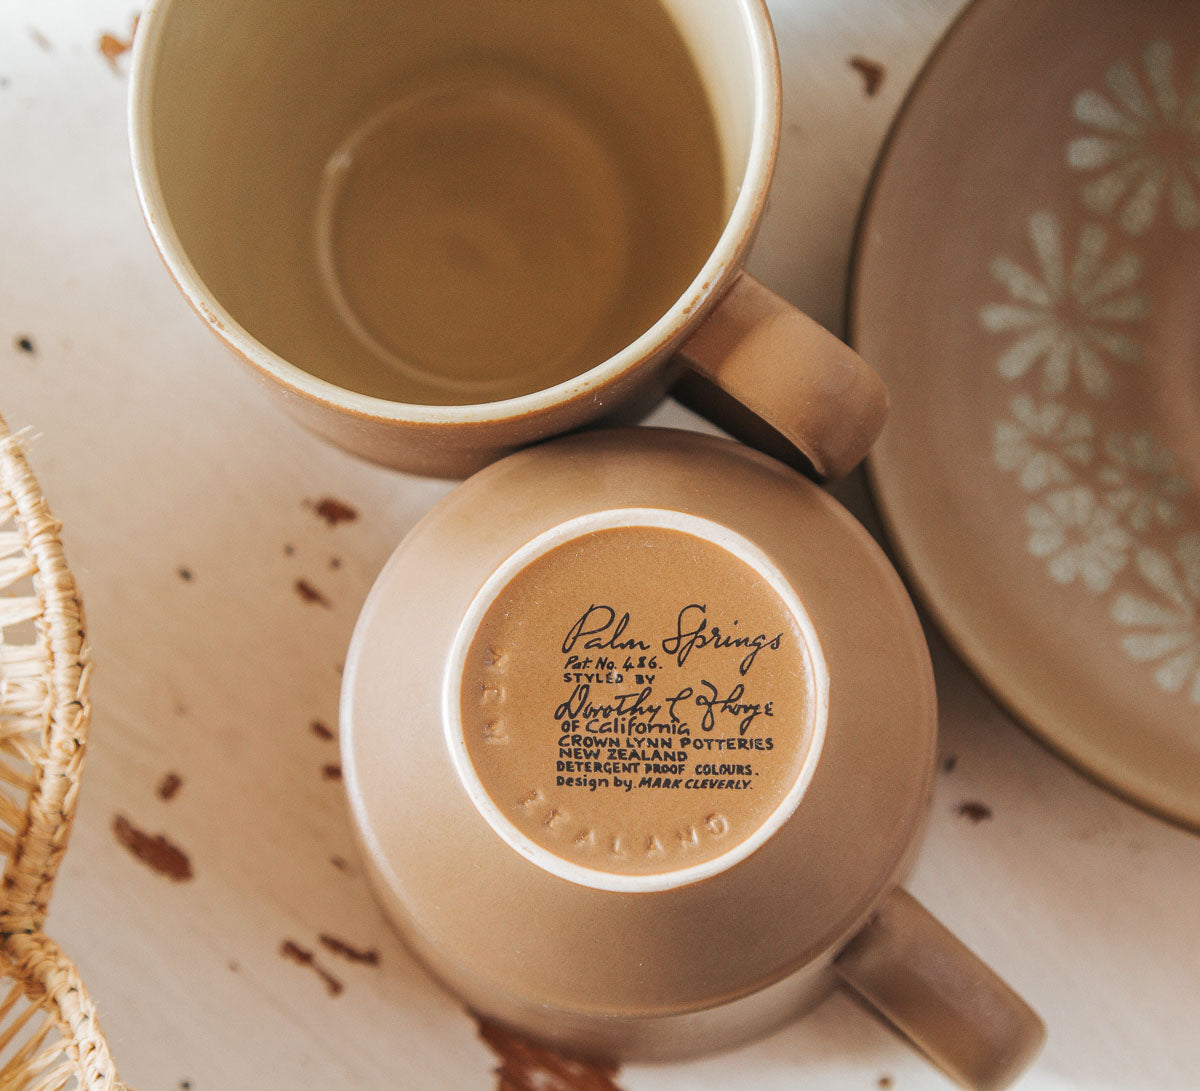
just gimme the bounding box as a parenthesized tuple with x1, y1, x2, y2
(144, 0, 757, 405)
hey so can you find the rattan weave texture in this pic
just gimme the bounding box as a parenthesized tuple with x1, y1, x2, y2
(0, 413, 125, 1091)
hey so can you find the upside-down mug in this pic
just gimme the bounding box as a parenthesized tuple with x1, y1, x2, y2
(341, 428, 1046, 1090)
(130, 0, 885, 478)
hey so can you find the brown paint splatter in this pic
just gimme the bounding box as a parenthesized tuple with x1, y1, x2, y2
(15, 335, 35, 354)
(280, 940, 343, 996)
(98, 16, 139, 73)
(28, 28, 52, 51)
(157, 772, 183, 801)
(322, 763, 343, 781)
(310, 719, 335, 741)
(849, 56, 886, 97)
(295, 578, 331, 608)
(318, 933, 380, 966)
(956, 800, 993, 824)
(112, 814, 193, 881)
(477, 1018, 624, 1091)
(307, 497, 359, 527)
(941, 753, 958, 773)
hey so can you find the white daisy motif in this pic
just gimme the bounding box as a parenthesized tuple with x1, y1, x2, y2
(1097, 431, 1189, 532)
(979, 211, 1147, 399)
(1068, 39, 1200, 235)
(1112, 535, 1200, 703)
(1025, 485, 1133, 593)
(994, 394, 1094, 492)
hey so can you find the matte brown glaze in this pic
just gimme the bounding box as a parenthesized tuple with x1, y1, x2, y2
(836, 890, 1045, 1091)
(342, 429, 1043, 1085)
(674, 273, 887, 482)
(343, 432, 926, 1045)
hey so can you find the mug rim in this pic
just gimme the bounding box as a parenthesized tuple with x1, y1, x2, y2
(128, 0, 782, 426)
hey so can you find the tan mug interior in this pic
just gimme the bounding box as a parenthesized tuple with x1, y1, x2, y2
(136, 0, 762, 406)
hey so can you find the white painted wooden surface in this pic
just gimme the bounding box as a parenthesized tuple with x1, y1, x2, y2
(2, 1, 1198, 1088)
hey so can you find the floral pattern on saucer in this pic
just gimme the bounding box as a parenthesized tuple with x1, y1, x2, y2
(1112, 536, 1200, 703)
(982, 40, 1200, 705)
(1067, 40, 1200, 235)
(980, 213, 1147, 398)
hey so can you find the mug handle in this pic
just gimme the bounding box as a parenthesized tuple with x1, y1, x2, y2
(672, 272, 888, 483)
(835, 888, 1046, 1091)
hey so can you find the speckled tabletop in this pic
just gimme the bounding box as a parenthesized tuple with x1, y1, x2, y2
(2, 1, 1198, 1088)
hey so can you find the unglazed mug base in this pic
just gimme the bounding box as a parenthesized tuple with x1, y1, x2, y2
(446, 509, 829, 893)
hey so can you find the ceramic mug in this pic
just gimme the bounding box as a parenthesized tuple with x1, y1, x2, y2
(129, 0, 886, 479)
(342, 428, 1046, 1090)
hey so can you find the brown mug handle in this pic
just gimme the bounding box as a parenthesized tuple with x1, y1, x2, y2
(672, 272, 888, 483)
(835, 888, 1046, 1090)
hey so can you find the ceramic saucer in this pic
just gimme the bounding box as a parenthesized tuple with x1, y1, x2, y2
(851, 0, 1200, 829)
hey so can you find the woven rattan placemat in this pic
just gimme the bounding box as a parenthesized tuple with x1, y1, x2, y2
(0, 413, 125, 1090)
